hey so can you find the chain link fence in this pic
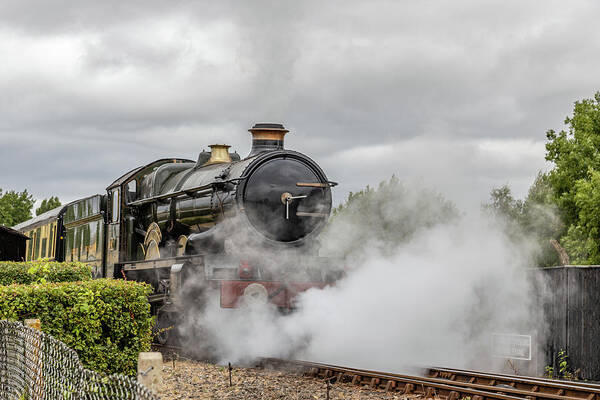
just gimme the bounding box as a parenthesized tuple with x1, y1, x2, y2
(0, 320, 159, 400)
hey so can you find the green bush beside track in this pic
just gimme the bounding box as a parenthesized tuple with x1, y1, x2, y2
(0, 279, 154, 376)
(0, 260, 92, 285)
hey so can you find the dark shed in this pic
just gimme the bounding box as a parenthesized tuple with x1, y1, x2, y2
(0, 225, 29, 261)
(541, 266, 600, 380)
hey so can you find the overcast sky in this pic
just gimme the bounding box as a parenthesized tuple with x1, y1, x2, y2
(1, 0, 599, 212)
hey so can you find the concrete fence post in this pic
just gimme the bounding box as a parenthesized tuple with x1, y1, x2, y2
(24, 319, 41, 330)
(137, 352, 163, 394)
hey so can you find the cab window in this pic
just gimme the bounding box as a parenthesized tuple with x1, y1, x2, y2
(111, 189, 120, 223)
(126, 180, 137, 203)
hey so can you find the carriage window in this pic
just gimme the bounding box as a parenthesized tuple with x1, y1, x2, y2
(111, 189, 120, 223)
(27, 231, 34, 261)
(49, 223, 55, 258)
(41, 238, 47, 258)
(34, 228, 41, 259)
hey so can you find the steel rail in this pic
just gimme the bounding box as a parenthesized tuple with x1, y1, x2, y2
(429, 366, 600, 399)
(258, 358, 597, 400)
(258, 358, 520, 400)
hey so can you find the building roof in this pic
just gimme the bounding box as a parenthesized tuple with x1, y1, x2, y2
(0, 225, 30, 239)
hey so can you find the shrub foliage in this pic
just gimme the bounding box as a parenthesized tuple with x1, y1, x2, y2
(0, 279, 154, 376)
(0, 260, 92, 285)
(324, 176, 459, 259)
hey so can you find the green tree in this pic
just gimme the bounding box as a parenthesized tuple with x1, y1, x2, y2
(523, 173, 565, 266)
(482, 184, 524, 240)
(36, 196, 61, 216)
(482, 174, 563, 267)
(545, 91, 600, 264)
(546, 92, 600, 225)
(561, 169, 600, 263)
(0, 188, 35, 227)
(323, 176, 459, 259)
(482, 184, 523, 221)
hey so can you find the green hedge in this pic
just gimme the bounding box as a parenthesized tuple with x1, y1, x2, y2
(0, 260, 92, 285)
(0, 279, 154, 376)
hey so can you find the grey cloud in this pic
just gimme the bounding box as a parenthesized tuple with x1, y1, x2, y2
(321, 135, 549, 210)
(0, 0, 599, 211)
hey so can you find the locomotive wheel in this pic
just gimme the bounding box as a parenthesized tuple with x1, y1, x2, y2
(145, 239, 160, 260)
(153, 312, 177, 345)
(144, 222, 162, 247)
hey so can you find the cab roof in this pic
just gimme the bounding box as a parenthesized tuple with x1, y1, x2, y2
(106, 158, 193, 190)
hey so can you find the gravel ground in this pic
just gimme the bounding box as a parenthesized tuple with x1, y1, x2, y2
(160, 358, 419, 399)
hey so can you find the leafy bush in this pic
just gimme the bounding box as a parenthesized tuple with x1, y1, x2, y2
(324, 175, 459, 258)
(0, 260, 92, 285)
(0, 279, 154, 376)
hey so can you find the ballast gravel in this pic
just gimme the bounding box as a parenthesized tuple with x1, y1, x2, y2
(159, 358, 420, 399)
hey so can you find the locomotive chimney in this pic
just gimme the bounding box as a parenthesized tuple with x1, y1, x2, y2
(248, 123, 289, 157)
(204, 144, 232, 165)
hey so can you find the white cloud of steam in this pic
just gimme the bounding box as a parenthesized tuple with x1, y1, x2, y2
(292, 220, 542, 372)
(182, 188, 545, 375)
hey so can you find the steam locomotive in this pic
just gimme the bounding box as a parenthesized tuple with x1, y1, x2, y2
(14, 123, 339, 337)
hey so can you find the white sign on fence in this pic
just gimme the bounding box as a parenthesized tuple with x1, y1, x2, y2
(491, 333, 532, 360)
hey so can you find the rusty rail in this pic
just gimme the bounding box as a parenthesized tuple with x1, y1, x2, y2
(258, 358, 600, 400)
(429, 366, 600, 400)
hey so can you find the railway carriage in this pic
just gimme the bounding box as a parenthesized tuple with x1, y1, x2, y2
(14, 195, 107, 277)
(14, 123, 340, 335)
(14, 206, 63, 262)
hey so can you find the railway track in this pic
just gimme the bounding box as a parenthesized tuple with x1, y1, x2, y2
(428, 366, 600, 399)
(258, 358, 600, 400)
(153, 344, 600, 399)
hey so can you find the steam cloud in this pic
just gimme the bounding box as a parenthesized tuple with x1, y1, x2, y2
(180, 182, 547, 374)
